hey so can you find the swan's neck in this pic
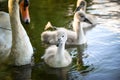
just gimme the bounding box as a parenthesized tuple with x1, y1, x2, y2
(8, 0, 33, 66)
(56, 43, 65, 60)
(76, 22, 86, 44)
(9, 0, 21, 28)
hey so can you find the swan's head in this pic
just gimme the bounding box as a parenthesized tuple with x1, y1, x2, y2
(74, 0, 86, 12)
(57, 31, 67, 47)
(19, 0, 30, 24)
(74, 11, 92, 24)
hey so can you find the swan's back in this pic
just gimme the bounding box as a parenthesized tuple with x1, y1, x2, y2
(41, 30, 57, 44)
(0, 12, 11, 29)
(0, 11, 12, 62)
(42, 46, 72, 68)
(41, 26, 77, 45)
(42, 45, 57, 63)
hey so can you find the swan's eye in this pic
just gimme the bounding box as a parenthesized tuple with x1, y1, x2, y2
(19, 0, 29, 11)
(24, 0, 29, 7)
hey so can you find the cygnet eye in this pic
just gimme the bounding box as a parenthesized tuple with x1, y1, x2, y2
(81, 15, 84, 18)
(81, 15, 85, 21)
(62, 35, 64, 37)
(58, 38, 60, 41)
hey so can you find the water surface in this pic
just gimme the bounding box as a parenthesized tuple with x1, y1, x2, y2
(0, 0, 120, 80)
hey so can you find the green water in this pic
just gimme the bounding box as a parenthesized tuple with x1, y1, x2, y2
(27, 0, 76, 63)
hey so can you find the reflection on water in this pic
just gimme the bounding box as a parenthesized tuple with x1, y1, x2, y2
(11, 65, 32, 80)
(0, 0, 120, 80)
(32, 62, 72, 80)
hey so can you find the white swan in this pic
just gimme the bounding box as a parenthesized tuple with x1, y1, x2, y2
(41, 11, 92, 45)
(41, 31, 72, 68)
(0, 0, 33, 65)
(8, 0, 33, 66)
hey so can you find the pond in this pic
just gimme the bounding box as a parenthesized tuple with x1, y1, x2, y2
(0, 0, 120, 80)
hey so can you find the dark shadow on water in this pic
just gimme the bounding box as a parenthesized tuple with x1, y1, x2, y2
(11, 64, 32, 80)
(0, 1, 8, 12)
(33, 62, 71, 80)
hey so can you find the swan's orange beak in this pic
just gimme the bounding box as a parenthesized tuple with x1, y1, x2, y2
(19, 0, 30, 24)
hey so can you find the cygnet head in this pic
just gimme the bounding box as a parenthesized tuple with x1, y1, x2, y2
(74, 11, 92, 24)
(56, 31, 67, 47)
(75, 0, 86, 12)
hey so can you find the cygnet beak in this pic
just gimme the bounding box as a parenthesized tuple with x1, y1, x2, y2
(84, 18, 93, 24)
